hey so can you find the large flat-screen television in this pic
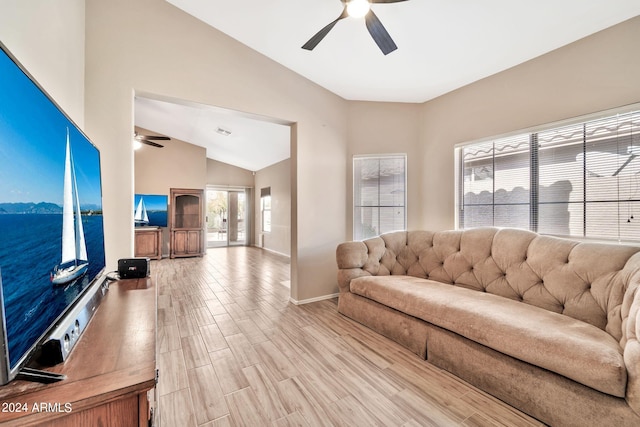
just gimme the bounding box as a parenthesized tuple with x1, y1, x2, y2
(0, 42, 106, 384)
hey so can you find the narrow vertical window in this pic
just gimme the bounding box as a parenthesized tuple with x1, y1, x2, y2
(260, 187, 271, 233)
(354, 155, 406, 240)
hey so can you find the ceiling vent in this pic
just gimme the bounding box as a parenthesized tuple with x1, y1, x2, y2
(216, 127, 232, 136)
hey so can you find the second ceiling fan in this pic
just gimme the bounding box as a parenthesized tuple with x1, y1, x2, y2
(134, 132, 171, 148)
(302, 0, 409, 56)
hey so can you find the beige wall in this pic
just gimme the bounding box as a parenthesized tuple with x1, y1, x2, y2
(419, 15, 640, 232)
(85, 0, 347, 302)
(135, 130, 207, 192)
(0, 0, 85, 126)
(7, 0, 640, 302)
(206, 159, 254, 188)
(347, 101, 422, 238)
(134, 128, 207, 256)
(254, 159, 292, 256)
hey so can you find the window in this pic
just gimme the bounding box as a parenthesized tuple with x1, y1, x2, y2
(354, 155, 406, 240)
(460, 134, 531, 230)
(260, 187, 271, 233)
(458, 109, 640, 242)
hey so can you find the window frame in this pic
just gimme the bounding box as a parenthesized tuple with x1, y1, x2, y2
(353, 154, 407, 241)
(260, 187, 271, 233)
(455, 103, 640, 243)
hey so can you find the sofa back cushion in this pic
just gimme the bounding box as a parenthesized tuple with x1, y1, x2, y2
(363, 227, 640, 340)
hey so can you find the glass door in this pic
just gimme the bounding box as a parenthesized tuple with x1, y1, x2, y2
(227, 190, 246, 246)
(206, 187, 249, 248)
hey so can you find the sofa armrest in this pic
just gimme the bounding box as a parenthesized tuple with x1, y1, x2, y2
(336, 241, 369, 293)
(624, 282, 640, 416)
(337, 241, 368, 269)
(336, 236, 390, 292)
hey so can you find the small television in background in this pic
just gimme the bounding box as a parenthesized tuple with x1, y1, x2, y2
(134, 194, 168, 227)
(0, 42, 106, 384)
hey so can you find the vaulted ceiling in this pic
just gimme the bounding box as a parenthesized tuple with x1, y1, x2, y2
(166, 0, 640, 102)
(135, 94, 291, 172)
(135, 1, 640, 170)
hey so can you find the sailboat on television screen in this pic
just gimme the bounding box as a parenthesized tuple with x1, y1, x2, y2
(51, 130, 88, 286)
(134, 196, 149, 226)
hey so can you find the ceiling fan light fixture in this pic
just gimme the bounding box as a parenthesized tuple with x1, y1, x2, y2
(347, 0, 370, 19)
(302, 0, 404, 54)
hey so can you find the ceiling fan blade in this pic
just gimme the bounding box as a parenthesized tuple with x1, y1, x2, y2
(364, 9, 398, 55)
(370, 0, 409, 3)
(141, 139, 164, 148)
(140, 135, 170, 141)
(302, 7, 349, 51)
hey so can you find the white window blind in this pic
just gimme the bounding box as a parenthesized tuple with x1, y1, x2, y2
(354, 155, 406, 240)
(537, 123, 585, 236)
(260, 187, 271, 233)
(460, 134, 530, 229)
(459, 109, 640, 242)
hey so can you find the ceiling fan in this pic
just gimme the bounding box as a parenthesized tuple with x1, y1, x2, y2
(302, 0, 409, 56)
(134, 132, 170, 148)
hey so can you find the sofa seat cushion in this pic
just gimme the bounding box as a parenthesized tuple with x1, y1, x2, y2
(350, 275, 627, 397)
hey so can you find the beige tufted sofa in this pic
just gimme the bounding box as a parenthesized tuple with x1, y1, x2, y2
(336, 227, 640, 426)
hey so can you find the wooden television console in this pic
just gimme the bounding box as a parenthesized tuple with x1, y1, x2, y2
(0, 277, 157, 426)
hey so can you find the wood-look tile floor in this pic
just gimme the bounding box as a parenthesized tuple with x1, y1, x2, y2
(155, 247, 544, 427)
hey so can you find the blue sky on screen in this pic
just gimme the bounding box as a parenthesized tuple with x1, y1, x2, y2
(134, 194, 168, 211)
(0, 48, 102, 207)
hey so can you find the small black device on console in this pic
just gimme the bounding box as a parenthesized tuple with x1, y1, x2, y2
(118, 258, 150, 279)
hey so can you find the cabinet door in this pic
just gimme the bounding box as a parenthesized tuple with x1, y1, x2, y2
(135, 230, 159, 258)
(187, 230, 201, 254)
(173, 230, 187, 255)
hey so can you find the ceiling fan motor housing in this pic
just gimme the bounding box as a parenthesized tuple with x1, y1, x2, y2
(302, 0, 408, 55)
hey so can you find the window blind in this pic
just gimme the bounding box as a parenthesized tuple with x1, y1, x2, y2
(260, 187, 271, 232)
(537, 123, 584, 236)
(459, 109, 640, 242)
(460, 134, 530, 229)
(354, 155, 406, 240)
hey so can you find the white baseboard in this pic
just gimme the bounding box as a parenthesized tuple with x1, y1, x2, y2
(253, 244, 291, 259)
(289, 292, 339, 305)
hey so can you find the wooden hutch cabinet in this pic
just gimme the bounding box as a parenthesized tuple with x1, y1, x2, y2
(170, 188, 204, 258)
